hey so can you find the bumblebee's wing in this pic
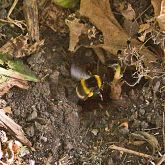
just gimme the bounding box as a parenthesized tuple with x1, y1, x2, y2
(71, 63, 90, 81)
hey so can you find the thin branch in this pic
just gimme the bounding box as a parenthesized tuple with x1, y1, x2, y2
(163, 111, 165, 153)
(7, 0, 18, 19)
(156, 154, 165, 165)
(109, 145, 155, 159)
(0, 0, 26, 30)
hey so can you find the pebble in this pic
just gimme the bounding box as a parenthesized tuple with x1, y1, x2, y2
(118, 127, 129, 135)
(0, 99, 7, 109)
(91, 129, 99, 136)
(40, 136, 48, 142)
(146, 114, 152, 123)
(27, 110, 38, 121)
(35, 121, 43, 131)
(25, 126, 35, 137)
(139, 108, 145, 116)
(140, 121, 149, 129)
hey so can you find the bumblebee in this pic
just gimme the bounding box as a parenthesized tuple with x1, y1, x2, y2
(76, 75, 102, 100)
(71, 63, 103, 100)
(71, 61, 121, 100)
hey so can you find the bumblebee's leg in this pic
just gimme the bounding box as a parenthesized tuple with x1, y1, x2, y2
(98, 92, 103, 101)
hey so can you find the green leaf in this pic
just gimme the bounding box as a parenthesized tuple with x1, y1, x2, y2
(52, 0, 79, 8)
(7, 60, 39, 82)
(0, 53, 38, 82)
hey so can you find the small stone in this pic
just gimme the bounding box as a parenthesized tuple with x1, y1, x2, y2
(35, 121, 43, 131)
(139, 108, 145, 116)
(146, 114, 152, 123)
(91, 129, 99, 136)
(140, 121, 149, 129)
(132, 120, 141, 128)
(0, 99, 7, 109)
(13, 106, 20, 116)
(105, 127, 109, 131)
(0, 130, 7, 142)
(40, 136, 48, 142)
(27, 110, 38, 121)
(25, 126, 35, 137)
(119, 127, 129, 135)
(29, 160, 35, 165)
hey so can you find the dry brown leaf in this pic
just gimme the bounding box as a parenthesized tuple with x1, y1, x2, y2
(151, 0, 165, 31)
(113, 0, 136, 21)
(80, 0, 127, 54)
(129, 131, 160, 154)
(66, 19, 87, 52)
(0, 78, 28, 96)
(138, 23, 152, 42)
(156, 0, 165, 31)
(79, 0, 156, 70)
(151, 0, 162, 17)
(118, 3, 136, 21)
(138, 23, 151, 33)
(93, 48, 105, 64)
(0, 35, 44, 58)
(0, 109, 31, 147)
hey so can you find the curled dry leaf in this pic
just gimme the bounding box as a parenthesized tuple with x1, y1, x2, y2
(151, 0, 162, 17)
(138, 23, 152, 42)
(138, 23, 151, 34)
(114, 1, 135, 21)
(0, 35, 44, 58)
(0, 134, 30, 165)
(79, 0, 156, 69)
(80, 0, 127, 54)
(66, 18, 87, 52)
(0, 77, 28, 96)
(121, 3, 136, 21)
(156, 0, 165, 31)
(151, 0, 165, 31)
(129, 131, 160, 154)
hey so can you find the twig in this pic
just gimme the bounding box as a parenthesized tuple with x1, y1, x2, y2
(163, 111, 165, 152)
(7, 0, 18, 19)
(0, 0, 26, 30)
(156, 154, 165, 165)
(109, 145, 154, 159)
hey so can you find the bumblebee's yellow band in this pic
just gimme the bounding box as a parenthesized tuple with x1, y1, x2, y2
(76, 87, 86, 99)
(94, 75, 102, 88)
(80, 79, 91, 95)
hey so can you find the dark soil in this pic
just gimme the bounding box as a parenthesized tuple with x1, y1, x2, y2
(4, 29, 164, 164)
(0, 0, 165, 165)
